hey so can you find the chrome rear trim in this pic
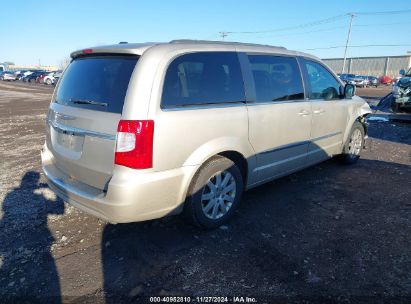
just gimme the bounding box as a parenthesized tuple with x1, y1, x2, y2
(48, 119, 116, 141)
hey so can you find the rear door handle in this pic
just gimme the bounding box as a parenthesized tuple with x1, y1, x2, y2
(313, 109, 325, 114)
(298, 110, 310, 116)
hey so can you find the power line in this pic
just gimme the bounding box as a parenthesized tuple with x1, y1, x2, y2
(251, 26, 347, 39)
(304, 44, 411, 51)
(247, 21, 411, 40)
(225, 14, 347, 35)
(354, 21, 411, 27)
(356, 9, 411, 15)
(243, 21, 411, 40)
(218, 9, 411, 38)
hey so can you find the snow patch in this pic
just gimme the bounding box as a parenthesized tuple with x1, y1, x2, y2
(367, 116, 389, 122)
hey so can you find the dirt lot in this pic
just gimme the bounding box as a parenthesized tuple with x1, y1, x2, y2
(0, 82, 410, 303)
(356, 86, 392, 99)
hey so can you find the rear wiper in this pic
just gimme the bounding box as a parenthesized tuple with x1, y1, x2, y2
(69, 99, 108, 107)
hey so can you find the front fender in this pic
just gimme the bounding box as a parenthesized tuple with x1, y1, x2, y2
(343, 97, 372, 143)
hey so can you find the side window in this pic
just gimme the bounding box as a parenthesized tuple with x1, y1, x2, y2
(161, 52, 245, 108)
(303, 59, 342, 100)
(248, 55, 304, 102)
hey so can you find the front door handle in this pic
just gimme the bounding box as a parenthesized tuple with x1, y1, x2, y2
(298, 110, 310, 116)
(313, 109, 325, 114)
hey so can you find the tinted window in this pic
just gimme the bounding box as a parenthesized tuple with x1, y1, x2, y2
(161, 52, 245, 108)
(303, 59, 342, 100)
(54, 55, 138, 113)
(248, 55, 304, 102)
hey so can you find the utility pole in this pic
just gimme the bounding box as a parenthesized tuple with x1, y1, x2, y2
(342, 13, 356, 74)
(219, 32, 228, 41)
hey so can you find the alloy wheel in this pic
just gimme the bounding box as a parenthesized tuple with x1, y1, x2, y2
(348, 129, 362, 156)
(201, 170, 237, 220)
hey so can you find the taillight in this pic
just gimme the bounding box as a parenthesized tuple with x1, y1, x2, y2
(115, 120, 154, 169)
(82, 49, 93, 54)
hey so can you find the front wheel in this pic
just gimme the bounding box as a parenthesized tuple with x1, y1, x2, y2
(340, 121, 365, 164)
(184, 156, 244, 229)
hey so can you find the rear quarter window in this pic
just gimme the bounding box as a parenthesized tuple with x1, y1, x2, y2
(248, 55, 304, 102)
(54, 55, 138, 113)
(161, 52, 245, 108)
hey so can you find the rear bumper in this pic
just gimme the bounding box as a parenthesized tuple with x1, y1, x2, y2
(41, 145, 198, 223)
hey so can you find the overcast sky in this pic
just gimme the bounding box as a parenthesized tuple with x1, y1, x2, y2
(1, 0, 410, 66)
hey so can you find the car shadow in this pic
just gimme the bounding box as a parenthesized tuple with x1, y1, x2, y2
(0, 171, 64, 303)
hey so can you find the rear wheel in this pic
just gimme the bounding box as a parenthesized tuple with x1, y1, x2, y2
(340, 121, 364, 164)
(184, 156, 244, 229)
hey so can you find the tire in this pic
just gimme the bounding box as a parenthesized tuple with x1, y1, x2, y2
(184, 156, 244, 229)
(340, 121, 365, 165)
(391, 101, 403, 113)
(45, 78, 52, 85)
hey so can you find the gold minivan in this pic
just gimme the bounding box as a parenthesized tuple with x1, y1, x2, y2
(41, 40, 371, 228)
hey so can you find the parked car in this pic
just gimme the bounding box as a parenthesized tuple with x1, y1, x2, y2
(357, 76, 370, 88)
(15, 71, 26, 80)
(366, 76, 379, 88)
(0, 71, 17, 81)
(338, 73, 367, 87)
(379, 75, 393, 85)
(338, 73, 355, 84)
(392, 67, 411, 113)
(42, 41, 372, 228)
(44, 71, 62, 85)
(21, 71, 34, 79)
(52, 72, 62, 85)
(23, 71, 46, 83)
(36, 73, 47, 83)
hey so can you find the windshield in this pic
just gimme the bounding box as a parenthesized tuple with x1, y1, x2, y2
(54, 55, 138, 113)
(406, 67, 411, 76)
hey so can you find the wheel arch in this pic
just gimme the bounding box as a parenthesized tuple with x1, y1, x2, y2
(343, 101, 372, 144)
(217, 150, 249, 187)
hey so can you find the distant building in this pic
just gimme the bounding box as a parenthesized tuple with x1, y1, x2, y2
(0, 62, 58, 72)
(0, 62, 10, 72)
(9, 64, 58, 72)
(323, 54, 411, 77)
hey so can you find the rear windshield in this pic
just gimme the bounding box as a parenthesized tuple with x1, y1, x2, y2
(54, 55, 138, 113)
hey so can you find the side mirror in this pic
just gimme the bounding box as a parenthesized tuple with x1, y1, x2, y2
(399, 69, 406, 76)
(344, 83, 356, 99)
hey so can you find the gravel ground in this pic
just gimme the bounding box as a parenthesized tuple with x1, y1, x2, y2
(0, 82, 410, 303)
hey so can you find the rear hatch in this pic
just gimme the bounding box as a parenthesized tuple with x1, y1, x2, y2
(46, 54, 139, 190)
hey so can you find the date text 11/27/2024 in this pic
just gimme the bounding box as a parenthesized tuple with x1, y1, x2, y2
(149, 296, 258, 303)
